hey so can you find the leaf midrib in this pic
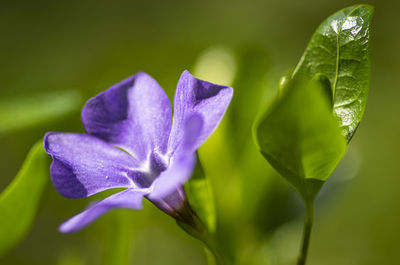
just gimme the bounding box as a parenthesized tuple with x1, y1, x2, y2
(332, 4, 363, 101)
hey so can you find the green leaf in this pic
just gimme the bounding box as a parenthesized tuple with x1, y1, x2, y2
(228, 48, 269, 158)
(101, 211, 136, 265)
(291, 4, 373, 141)
(0, 140, 49, 257)
(254, 79, 347, 202)
(184, 155, 216, 233)
(0, 90, 81, 135)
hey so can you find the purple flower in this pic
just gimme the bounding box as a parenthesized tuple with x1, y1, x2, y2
(44, 70, 233, 233)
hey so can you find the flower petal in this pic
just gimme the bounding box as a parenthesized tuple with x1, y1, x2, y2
(81, 72, 172, 162)
(149, 114, 204, 200)
(59, 189, 147, 233)
(168, 70, 233, 154)
(149, 153, 196, 201)
(45, 132, 140, 198)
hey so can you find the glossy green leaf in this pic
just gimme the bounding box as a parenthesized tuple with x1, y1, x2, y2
(184, 155, 216, 233)
(0, 90, 81, 135)
(254, 80, 347, 202)
(0, 140, 49, 257)
(291, 5, 373, 141)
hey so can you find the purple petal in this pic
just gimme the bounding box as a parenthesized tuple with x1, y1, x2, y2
(45, 132, 139, 198)
(168, 70, 233, 154)
(59, 189, 147, 233)
(149, 153, 196, 201)
(149, 114, 204, 200)
(81, 72, 172, 162)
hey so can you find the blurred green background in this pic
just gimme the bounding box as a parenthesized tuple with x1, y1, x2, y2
(0, 0, 398, 264)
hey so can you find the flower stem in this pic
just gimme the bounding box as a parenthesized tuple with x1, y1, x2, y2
(177, 217, 226, 265)
(297, 201, 314, 265)
(200, 232, 226, 265)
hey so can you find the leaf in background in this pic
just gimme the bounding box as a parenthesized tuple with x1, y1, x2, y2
(192, 45, 237, 86)
(0, 90, 81, 135)
(101, 211, 135, 265)
(184, 155, 216, 233)
(291, 4, 373, 141)
(254, 79, 347, 202)
(0, 140, 49, 257)
(228, 47, 269, 160)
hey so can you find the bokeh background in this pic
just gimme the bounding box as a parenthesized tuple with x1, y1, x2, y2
(0, 0, 398, 264)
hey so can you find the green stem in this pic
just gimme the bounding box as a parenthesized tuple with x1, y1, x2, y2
(200, 232, 226, 265)
(297, 201, 314, 265)
(177, 218, 226, 265)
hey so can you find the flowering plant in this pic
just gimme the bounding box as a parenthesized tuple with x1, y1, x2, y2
(45, 70, 232, 233)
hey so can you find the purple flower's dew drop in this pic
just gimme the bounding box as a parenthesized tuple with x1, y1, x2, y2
(193, 45, 237, 86)
(105, 176, 109, 180)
